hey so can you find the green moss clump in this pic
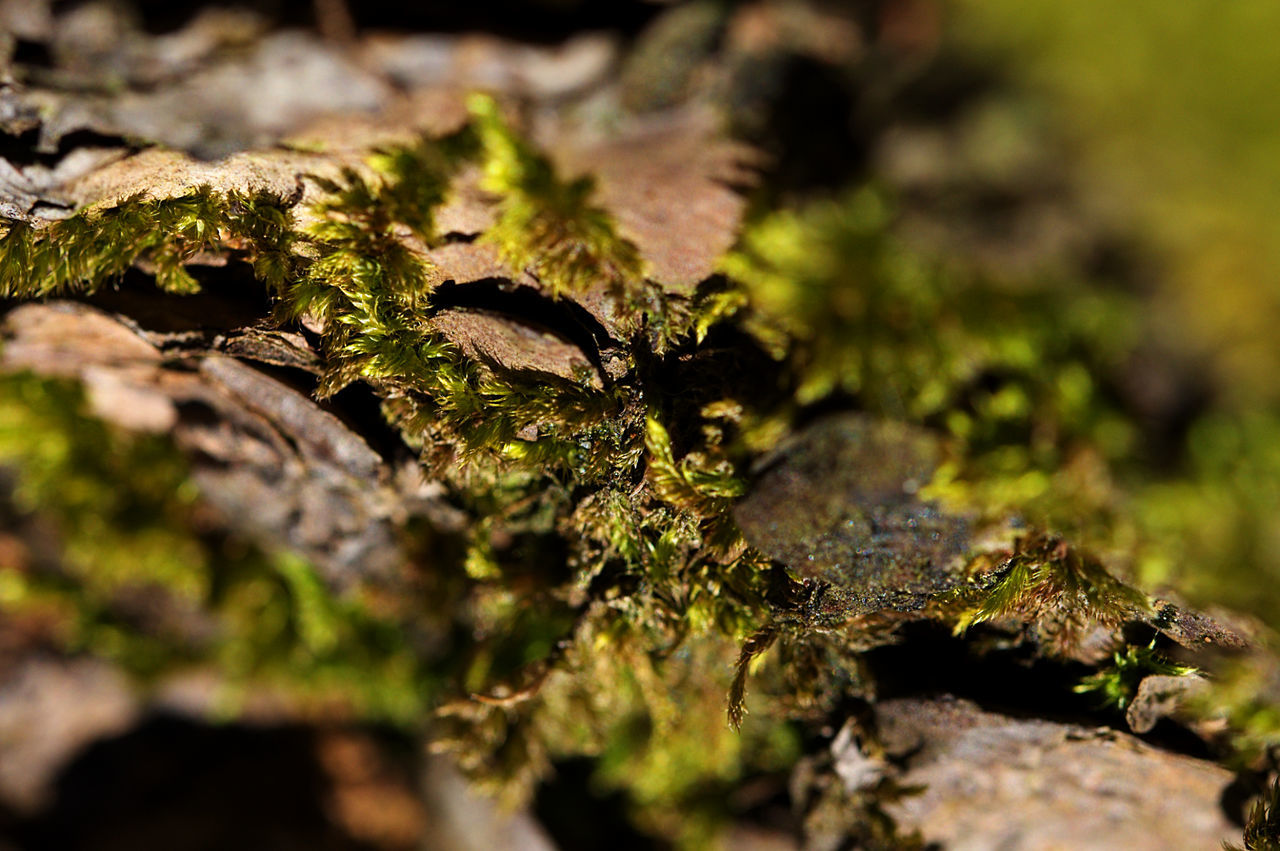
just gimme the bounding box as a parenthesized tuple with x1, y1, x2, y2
(720, 188, 948, 408)
(6, 82, 1280, 845)
(0, 374, 208, 606)
(282, 123, 657, 483)
(1073, 640, 1197, 710)
(720, 188, 1140, 544)
(953, 533, 1150, 650)
(469, 93, 648, 303)
(0, 186, 296, 298)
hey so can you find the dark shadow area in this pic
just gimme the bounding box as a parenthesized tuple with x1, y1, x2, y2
(0, 126, 132, 167)
(861, 622, 1094, 723)
(535, 758, 668, 851)
(729, 55, 871, 198)
(82, 266, 273, 338)
(112, 0, 664, 41)
(78, 265, 415, 466)
(430, 278, 615, 356)
(862, 620, 1219, 761)
(6, 714, 381, 851)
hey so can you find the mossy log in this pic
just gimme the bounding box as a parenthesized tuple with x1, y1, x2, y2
(0, 3, 1276, 849)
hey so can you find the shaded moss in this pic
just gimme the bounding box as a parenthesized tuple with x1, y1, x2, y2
(1073, 640, 1197, 711)
(0, 373, 435, 722)
(1226, 777, 1280, 851)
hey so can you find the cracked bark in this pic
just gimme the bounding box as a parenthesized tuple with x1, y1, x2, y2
(0, 3, 1266, 849)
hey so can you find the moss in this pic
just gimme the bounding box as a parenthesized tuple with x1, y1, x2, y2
(285, 131, 646, 482)
(5, 84, 1280, 845)
(437, 624, 797, 849)
(0, 374, 208, 607)
(468, 93, 648, 305)
(643, 411, 745, 535)
(1185, 649, 1280, 766)
(0, 373, 435, 721)
(951, 533, 1150, 651)
(1073, 640, 1197, 710)
(720, 187, 1140, 549)
(1135, 411, 1280, 623)
(1226, 777, 1280, 851)
(0, 186, 296, 299)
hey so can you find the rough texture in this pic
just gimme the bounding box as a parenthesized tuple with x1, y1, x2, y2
(427, 308, 600, 387)
(551, 111, 760, 292)
(870, 697, 1239, 850)
(0, 301, 439, 588)
(735, 414, 975, 615)
(0, 3, 1274, 849)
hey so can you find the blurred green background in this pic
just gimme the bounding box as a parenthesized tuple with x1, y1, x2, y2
(948, 0, 1280, 622)
(954, 0, 1280, 403)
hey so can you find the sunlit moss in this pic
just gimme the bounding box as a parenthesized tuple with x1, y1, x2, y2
(719, 188, 1138, 462)
(0, 186, 296, 298)
(468, 93, 648, 303)
(952, 533, 1150, 651)
(5, 73, 1280, 847)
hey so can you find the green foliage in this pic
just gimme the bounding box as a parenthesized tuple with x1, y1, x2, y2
(724, 187, 1134, 427)
(644, 411, 745, 520)
(0, 187, 296, 298)
(367, 132, 476, 238)
(6, 77, 1271, 846)
(720, 188, 1139, 539)
(438, 625, 798, 849)
(0, 373, 207, 606)
(953, 533, 1150, 651)
(1073, 640, 1197, 710)
(721, 188, 939, 406)
(289, 139, 627, 475)
(468, 93, 648, 303)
